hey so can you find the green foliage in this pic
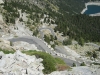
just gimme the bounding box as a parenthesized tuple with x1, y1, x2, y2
(19, 18, 23, 22)
(10, 41, 13, 46)
(22, 50, 56, 74)
(86, 51, 98, 60)
(92, 63, 100, 65)
(72, 63, 76, 67)
(2, 1, 19, 24)
(63, 39, 72, 45)
(99, 47, 100, 51)
(92, 51, 98, 60)
(78, 37, 85, 46)
(44, 18, 46, 23)
(55, 58, 66, 65)
(55, 14, 100, 43)
(51, 44, 55, 48)
(54, 36, 57, 40)
(22, 50, 67, 74)
(50, 35, 54, 41)
(80, 62, 86, 66)
(86, 51, 92, 57)
(3, 0, 100, 44)
(33, 30, 39, 36)
(2, 0, 42, 24)
(44, 35, 50, 44)
(0, 48, 15, 54)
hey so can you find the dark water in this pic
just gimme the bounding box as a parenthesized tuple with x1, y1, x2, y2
(84, 5, 100, 14)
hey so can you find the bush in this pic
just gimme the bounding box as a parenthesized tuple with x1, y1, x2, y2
(10, 41, 13, 46)
(63, 39, 72, 45)
(99, 47, 100, 51)
(0, 48, 15, 54)
(80, 62, 86, 66)
(51, 44, 55, 48)
(44, 35, 50, 44)
(72, 63, 76, 67)
(92, 51, 98, 60)
(92, 63, 100, 65)
(78, 37, 84, 46)
(19, 18, 23, 22)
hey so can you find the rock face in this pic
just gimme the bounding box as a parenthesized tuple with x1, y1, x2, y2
(0, 50, 44, 75)
(13, 41, 38, 51)
(0, 38, 13, 50)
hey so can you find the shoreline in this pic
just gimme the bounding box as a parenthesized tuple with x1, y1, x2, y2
(81, 2, 100, 15)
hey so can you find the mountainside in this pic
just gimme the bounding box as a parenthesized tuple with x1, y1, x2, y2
(0, 0, 100, 75)
(3, 0, 87, 14)
(1, 0, 100, 44)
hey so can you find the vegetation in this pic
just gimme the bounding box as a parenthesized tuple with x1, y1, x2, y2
(55, 14, 100, 44)
(86, 51, 98, 60)
(0, 48, 15, 54)
(72, 63, 76, 67)
(0, 49, 69, 74)
(10, 41, 13, 46)
(22, 50, 70, 74)
(99, 47, 100, 51)
(19, 18, 23, 22)
(92, 63, 100, 65)
(55, 58, 66, 64)
(33, 29, 39, 36)
(2, 0, 100, 44)
(44, 35, 50, 44)
(92, 51, 98, 60)
(63, 39, 72, 45)
(80, 62, 86, 66)
(86, 51, 93, 59)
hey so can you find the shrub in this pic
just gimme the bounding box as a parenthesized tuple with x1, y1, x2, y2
(92, 63, 100, 65)
(72, 63, 76, 67)
(10, 41, 13, 46)
(63, 39, 72, 45)
(0, 48, 15, 54)
(98, 47, 100, 51)
(78, 37, 84, 46)
(19, 18, 23, 22)
(80, 62, 86, 66)
(92, 51, 98, 60)
(44, 35, 50, 44)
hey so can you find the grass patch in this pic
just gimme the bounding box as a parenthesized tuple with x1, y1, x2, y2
(55, 58, 70, 71)
(22, 50, 70, 74)
(92, 63, 100, 65)
(22, 50, 56, 74)
(0, 48, 15, 54)
(55, 58, 66, 64)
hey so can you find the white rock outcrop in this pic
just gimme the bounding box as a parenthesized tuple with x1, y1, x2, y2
(13, 41, 38, 51)
(0, 50, 44, 75)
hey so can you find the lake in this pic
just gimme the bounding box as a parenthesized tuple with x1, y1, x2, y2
(84, 5, 100, 14)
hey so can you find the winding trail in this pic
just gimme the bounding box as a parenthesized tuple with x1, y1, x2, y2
(9, 36, 81, 66)
(9, 36, 52, 52)
(38, 27, 55, 40)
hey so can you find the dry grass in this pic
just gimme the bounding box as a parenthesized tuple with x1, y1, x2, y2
(56, 64, 70, 71)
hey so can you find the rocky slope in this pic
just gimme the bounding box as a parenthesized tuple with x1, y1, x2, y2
(0, 50, 44, 75)
(0, 0, 100, 75)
